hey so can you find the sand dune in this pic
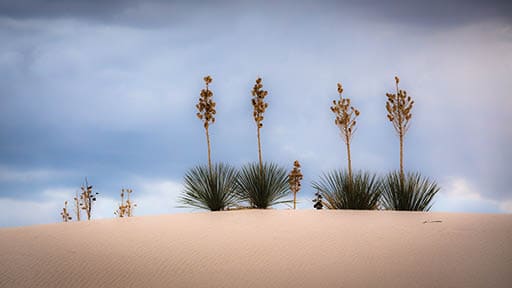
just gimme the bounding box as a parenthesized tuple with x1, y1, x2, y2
(0, 210, 511, 287)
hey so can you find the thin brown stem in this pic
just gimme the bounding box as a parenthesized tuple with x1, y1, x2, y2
(257, 126, 263, 172)
(206, 127, 212, 172)
(346, 140, 352, 181)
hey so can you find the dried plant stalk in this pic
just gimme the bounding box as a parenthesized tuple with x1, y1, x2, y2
(251, 77, 269, 171)
(60, 201, 72, 222)
(73, 191, 81, 221)
(385, 76, 414, 180)
(196, 75, 216, 170)
(79, 178, 98, 220)
(288, 160, 303, 210)
(115, 188, 136, 218)
(330, 82, 360, 180)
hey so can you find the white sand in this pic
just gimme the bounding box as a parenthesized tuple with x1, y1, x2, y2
(0, 210, 511, 287)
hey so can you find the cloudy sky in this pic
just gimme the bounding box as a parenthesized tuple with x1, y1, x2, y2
(0, 0, 511, 227)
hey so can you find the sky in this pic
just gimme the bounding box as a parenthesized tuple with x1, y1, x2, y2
(0, 0, 511, 227)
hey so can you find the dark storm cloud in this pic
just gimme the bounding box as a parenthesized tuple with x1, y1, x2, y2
(0, 0, 510, 27)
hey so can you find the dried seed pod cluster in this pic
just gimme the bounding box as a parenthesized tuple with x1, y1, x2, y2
(115, 188, 136, 218)
(196, 76, 216, 129)
(288, 160, 303, 194)
(60, 201, 72, 222)
(289, 160, 304, 210)
(385, 76, 414, 136)
(79, 180, 98, 220)
(330, 82, 360, 143)
(251, 77, 269, 128)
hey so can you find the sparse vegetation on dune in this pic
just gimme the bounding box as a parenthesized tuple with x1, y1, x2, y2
(115, 188, 137, 217)
(56, 74, 441, 220)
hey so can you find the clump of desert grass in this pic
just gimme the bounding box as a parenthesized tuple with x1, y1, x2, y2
(382, 76, 440, 211)
(115, 188, 136, 217)
(180, 163, 239, 211)
(381, 171, 440, 211)
(288, 160, 303, 210)
(313, 170, 380, 210)
(236, 162, 290, 209)
(60, 201, 72, 222)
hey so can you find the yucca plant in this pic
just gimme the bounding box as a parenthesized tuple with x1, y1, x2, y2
(385, 76, 414, 181)
(236, 162, 291, 209)
(331, 82, 360, 180)
(312, 170, 380, 210)
(381, 171, 440, 211)
(384, 76, 440, 210)
(180, 163, 239, 211)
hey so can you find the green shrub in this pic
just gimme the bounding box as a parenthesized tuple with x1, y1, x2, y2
(179, 163, 239, 211)
(236, 162, 291, 209)
(381, 171, 440, 211)
(312, 170, 381, 210)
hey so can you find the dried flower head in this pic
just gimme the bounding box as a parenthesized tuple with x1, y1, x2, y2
(288, 160, 303, 194)
(386, 76, 414, 136)
(196, 75, 216, 129)
(251, 77, 269, 128)
(330, 82, 360, 144)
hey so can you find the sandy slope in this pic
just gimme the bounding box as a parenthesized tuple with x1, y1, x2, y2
(0, 210, 511, 288)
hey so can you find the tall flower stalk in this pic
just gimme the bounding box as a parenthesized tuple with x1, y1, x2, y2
(385, 76, 414, 181)
(251, 77, 269, 172)
(330, 82, 360, 180)
(79, 178, 98, 220)
(73, 190, 81, 221)
(196, 75, 216, 171)
(288, 160, 303, 210)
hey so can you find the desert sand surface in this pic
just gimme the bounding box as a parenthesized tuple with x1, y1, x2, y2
(1, 210, 511, 288)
